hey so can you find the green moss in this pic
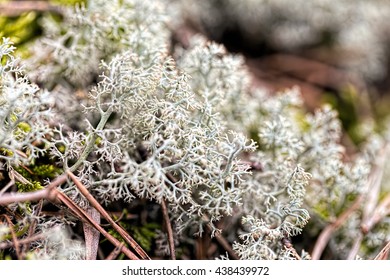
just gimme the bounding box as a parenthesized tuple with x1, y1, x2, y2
(0, 224, 30, 241)
(13, 164, 60, 193)
(16, 180, 43, 192)
(129, 223, 159, 252)
(106, 220, 160, 253)
(312, 202, 330, 220)
(0, 147, 14, 157)
(322, 85, 367, 145)
(0, 12, 40, 50)
(16, 122, 31, 133)
(49, 0, 86, 6)
(294, 110, 311, 132)
(31, 164, 61, 179)
(13, 121, 32, 140)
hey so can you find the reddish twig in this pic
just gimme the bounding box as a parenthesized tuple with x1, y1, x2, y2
(53, 188, 139, 260)
(2, 215, 22, 259)
(161, 199, 176, 260)
(311, 194, 364, 260)
(0, 174, 68, 205)
(374, 241, 390, 260)
(361, 193, 390, 234)
(67, 171, 150, 260)
(347, 232, 364, 260)
(105, 244, 124, 260)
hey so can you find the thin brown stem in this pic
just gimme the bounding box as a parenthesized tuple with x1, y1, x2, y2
(2, 215, 21, 259)
(347, 232, 364, 260)
(53, 188, 139, 260)
(105, 244, 124, 260)
(0, 231, 47, 250)
(0, 174, 68, 205)
(67, 171, 150, 259)
(213, 231, 239, 260)
(361, 193, 390, 234)
(21, 200, 43, 254)
(374, 241, 390, 260)
(311, 194, 364, 260)
(161, 199, 176, 260)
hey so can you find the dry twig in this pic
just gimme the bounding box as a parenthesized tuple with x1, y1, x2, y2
(161, 199, 176, 260)
(361, 144, 389, 232)
(347, 232, 364, 260)
(105, 244, 124, 260)
(361, 193, 390, 234)
(83, 206, 101, 260)
(1, 215, 21, 259)
(67, 171, 150, 260)
(0, 174, 68, 205)
(54, 188, 139, 260)
(311, 195, 364, 260)
(374, 241, 390, 260)
(21, 200, 43, 255)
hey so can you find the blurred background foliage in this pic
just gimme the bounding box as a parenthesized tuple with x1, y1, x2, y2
(169, 0, 390, 149)
(0, 0, 84, 56)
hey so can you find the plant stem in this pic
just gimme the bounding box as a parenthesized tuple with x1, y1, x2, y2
(54, 188, 139, 260)
(68, 108, 112, 173)
(67, 171, 150, 260)
(161, 199, 176, 260)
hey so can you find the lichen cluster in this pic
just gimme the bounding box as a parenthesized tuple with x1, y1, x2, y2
(1, 0, 389, 260)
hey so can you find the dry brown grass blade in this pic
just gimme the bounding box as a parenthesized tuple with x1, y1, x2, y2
(161, 199, 176, 260)
(361, 143, 389, 233)
(54, 189, 139, 260)
(374, 241, 390, 260)
(1, 215, 22, 259)
(347, 232, 364, 260)
(361, 193, 390, 234)
(67, 171, 150, 260)
(311, 194, 364, 260)
(83, 207, 101, 260)
(105, 244, 124, 260)
(0, 188, 50, 206)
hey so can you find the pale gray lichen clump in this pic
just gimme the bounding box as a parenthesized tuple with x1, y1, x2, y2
(1, 0, 389, 260)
